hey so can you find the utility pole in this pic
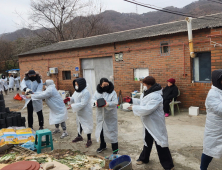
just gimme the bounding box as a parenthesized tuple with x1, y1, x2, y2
(133, 0, 138, 13)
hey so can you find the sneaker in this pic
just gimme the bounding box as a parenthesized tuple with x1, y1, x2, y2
(60, 132, 69, 139)
(165, 113, 170, 117)
(86, 140, 92, 148)
(96, 147, 107, 153)
(39, 126, 44, 130)
(72, 136, 83, 143)
(52, 128, 61, 134)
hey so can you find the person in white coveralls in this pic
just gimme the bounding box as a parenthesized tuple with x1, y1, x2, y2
(127, 76, 174, 170)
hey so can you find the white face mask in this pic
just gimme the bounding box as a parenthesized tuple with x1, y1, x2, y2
(143, 86, 147, 91)
(75, 86, 79, 90)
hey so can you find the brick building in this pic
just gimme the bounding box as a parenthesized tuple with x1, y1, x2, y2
(18, 13, 222, 110)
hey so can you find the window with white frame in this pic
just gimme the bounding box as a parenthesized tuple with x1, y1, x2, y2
(193, 52, 211, 82)
(134, 68, 149, 81)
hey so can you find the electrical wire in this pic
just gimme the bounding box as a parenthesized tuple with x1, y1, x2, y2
(124, 0, 222, 21)
(124, 0, 192, 17)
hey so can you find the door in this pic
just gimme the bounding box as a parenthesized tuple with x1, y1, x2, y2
(81, 57, 114, 85)
(83, 69, 96, 96)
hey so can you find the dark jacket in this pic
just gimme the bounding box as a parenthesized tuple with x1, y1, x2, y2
(163, 85, 178, 101)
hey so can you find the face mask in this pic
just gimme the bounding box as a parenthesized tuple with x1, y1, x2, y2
(103, 85, 109, 91)
(143, 86, 148, 91)
(75, 86, 79, 90)
(29, 76, 36, 82)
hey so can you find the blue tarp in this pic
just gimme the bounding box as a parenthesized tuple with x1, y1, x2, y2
(5, 69, 20, 72)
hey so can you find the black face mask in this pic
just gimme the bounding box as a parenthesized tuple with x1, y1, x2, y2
(102, 86, 109, 92)
(29, 76, 36, 82)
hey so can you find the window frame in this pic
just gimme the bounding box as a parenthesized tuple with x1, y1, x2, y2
(193, 52, 211, 83)
(62, 71, 71, 80)
(160, 41, 170, 56)
(133, 68, 149, 81)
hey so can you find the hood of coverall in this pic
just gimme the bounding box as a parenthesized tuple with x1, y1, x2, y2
(73, 78, 86, 92)
(43, 79, 55, 87)
(212, 69, 222, 90)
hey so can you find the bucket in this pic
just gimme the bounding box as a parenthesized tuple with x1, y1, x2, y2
(1, 112, 6, 119)
(16, 115, 22, 126)
(109, 155, 132, 170)
(5, 107, 10, 113)
(0, 106, 5, 112)
(21, 117, 26, 127)
(12, 116, 18, 126)
(0, 100, 5, 107)
(0, 94, 4, 100)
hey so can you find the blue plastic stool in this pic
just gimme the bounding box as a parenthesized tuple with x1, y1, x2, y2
(109, 155, 132, 170)
(34, 129, 54, 154)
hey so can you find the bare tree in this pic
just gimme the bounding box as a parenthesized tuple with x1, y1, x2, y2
(28, 0, 109, 43)
(0, 40, 18, 70)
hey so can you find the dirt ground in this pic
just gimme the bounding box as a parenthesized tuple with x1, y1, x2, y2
(4, 91, 222, 170)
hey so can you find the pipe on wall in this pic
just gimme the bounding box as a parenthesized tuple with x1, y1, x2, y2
(186, 17, 196, 58)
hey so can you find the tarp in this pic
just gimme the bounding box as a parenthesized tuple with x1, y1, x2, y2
(5, 69, 20, 73)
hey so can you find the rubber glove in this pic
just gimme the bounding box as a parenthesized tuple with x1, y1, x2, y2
(25, 88, 31, 95)
(104, 101, 109, 107)
(26, 94, 32, 99)
(127, 106, 132, 111)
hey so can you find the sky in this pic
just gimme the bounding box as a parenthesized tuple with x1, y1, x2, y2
(0, 0, 196, 34)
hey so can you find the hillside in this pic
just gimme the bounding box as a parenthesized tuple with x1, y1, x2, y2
(1, 0, 222, 41)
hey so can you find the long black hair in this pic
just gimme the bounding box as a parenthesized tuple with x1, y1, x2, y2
(97, 78, 114, 94)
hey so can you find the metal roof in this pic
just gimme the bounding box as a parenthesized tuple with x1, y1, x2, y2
(19, 13, 222, 56)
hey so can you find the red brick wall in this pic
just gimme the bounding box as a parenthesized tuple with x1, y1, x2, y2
(19, 28, 222, 110)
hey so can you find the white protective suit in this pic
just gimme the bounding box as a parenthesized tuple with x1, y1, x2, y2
(20, 78, 43, 112)
(92, 90, 118, 144)
(132, 90, 169, 148)
(0, 78, 8, 92)
(70, 88, 93, 135)
(9, 77, 15, 88)
(14, 77, 20, 89)
(203, 85, 222, 158)
(31, 80, 68, 125)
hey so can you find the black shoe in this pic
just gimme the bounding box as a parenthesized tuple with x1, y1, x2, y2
(96, 147, 107, 153)
(113, 149, 119, 154)
(39, 126, 44, 130)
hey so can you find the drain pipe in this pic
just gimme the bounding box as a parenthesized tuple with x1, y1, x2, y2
(186, 17, 196, 58)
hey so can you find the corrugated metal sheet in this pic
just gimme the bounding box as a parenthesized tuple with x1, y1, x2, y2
(19, 13, 222, 56)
